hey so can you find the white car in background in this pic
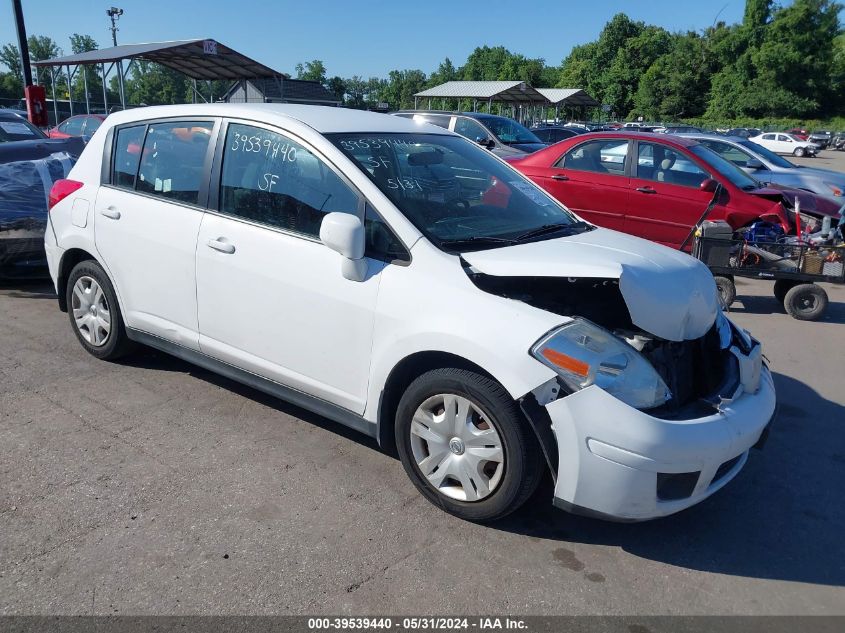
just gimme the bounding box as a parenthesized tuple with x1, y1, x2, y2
(44, 104, 775, 522)
(750, 132, 819, 157)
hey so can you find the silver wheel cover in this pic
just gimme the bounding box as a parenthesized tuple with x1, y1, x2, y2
(71, 276, 111, 347)
(410, 393, 504, 502)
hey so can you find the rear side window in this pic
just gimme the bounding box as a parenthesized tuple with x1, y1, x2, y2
(412, 114, 451, 129)
(60, 117, 85, 136)
(111, 125, 146, 188)
(136, 121, 214, 204)
(560, 139, 628, 176)
(219, 123, 359, 238)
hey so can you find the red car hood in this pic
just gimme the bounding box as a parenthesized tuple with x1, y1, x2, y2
(749, 184, 842, 219)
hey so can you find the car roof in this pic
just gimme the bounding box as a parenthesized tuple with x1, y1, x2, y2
(105, 103, 450, 135)
(0, 110, 28, 121)
(677, 133, 747, 143)
(570, 131, 700, 147)
(393, 109, 514, 122)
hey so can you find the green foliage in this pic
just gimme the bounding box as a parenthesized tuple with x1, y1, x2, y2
(295, 60, 327, 85)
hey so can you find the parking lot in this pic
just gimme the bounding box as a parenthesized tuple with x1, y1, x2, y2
(1, 273, 843, 616)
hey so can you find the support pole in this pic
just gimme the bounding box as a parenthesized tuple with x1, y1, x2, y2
(117, 61, 126, 109)
(50, 68, 58, 125)
(65, 65, 74, 115)
(11, 0, 32, 86)
(101, 63, 108, 113)
(83, 66, 90, 114)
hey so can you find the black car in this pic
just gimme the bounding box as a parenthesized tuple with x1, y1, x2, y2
(0, 111, 82, 278)
(808, 131, 832, 149)
(530, 126, 582, 144)
(725, 127, 762, 139)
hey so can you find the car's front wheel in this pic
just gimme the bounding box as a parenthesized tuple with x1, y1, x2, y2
(395, 368, 543, 521)
(794, 147, 806, 157)
(66, 260, 135, 360)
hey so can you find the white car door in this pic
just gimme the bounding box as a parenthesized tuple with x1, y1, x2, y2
(195, 121, 388, 414)
(94, 119, 217, 349)
(776, 134, 794, 154)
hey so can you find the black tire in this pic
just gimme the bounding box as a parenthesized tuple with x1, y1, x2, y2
(793, 147, 806, 157)
(66, 259, 135, 360)
(783, 283, 828, 321)
(713, 275, 736, 308)
(395, 368, 543, 522)
(773, 279, 800, 305)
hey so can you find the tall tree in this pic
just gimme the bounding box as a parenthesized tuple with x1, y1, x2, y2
(295, 60, 327, 85)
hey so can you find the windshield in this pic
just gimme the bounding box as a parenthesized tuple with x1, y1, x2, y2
(739, 140, 795, 168)
(475, 117, 542, 144)
(329, 133, 584, 251)
(0, 116, 46, 142)
(690, 144, 762, 191)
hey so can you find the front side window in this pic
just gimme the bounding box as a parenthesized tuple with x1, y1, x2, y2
(111, 125, 146, 188)
(561, 139, 628, 176)
(330, 133, 585, 252)
(636, 143, 708, 188)
(220, 123, 358, 238)
(454, 117, 489, 143)
(135, 121, 214, 204)
(476, 116, 541, 144)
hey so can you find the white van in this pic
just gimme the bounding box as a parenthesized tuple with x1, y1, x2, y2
(45, 104, 776, 522)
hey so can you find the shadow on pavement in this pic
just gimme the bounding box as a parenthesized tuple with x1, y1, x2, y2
(495, 371, 845, 587)
(729, 291, 845, 324)
(0, 280, 56, 300)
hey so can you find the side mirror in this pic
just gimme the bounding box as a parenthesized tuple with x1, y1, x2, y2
(746, 158, 763, 170)
(700, 178, 719, 193)
(476, 136, 495, 150)
(320, 212, 368, 282)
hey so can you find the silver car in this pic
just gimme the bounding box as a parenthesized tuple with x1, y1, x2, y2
(681, 133, 845, 203)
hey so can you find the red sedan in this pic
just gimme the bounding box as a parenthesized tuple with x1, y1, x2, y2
(48, 114, 106, 139)
(506, 132, 840, 249)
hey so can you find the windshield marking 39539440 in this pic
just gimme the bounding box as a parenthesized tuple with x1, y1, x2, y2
(330, 133, 589, 251)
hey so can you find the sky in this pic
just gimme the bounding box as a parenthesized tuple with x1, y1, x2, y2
(2, 0, 752, 79)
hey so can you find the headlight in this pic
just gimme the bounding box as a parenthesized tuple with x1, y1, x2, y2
(824, 182, 843, 197)
(530, 318, 671, 410)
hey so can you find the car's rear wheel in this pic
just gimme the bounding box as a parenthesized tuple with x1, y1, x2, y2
(66, 260, 135, 360)
(395, 368, 543, 522)
(793, 147, 806, 157)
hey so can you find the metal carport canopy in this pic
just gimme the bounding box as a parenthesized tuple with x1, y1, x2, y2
(414, 81, 547, 103)
(32, 39, 285, 80)
(535, 88, 600, 108)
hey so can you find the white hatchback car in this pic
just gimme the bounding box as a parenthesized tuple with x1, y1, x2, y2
(45, 104, 776, 522)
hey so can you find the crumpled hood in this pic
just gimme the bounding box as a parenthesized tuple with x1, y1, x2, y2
(461, 228, 719, 342)
(752, 184, 842, 218)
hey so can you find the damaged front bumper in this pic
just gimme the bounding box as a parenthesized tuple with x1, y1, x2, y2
(527, 343, 776, 522)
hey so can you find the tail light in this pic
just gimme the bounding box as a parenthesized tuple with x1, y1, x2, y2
(48, 179, 84, 211)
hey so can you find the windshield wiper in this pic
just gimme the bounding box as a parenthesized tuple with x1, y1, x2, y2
(439, 236, 517, 250)
(514, 221, 591, 242)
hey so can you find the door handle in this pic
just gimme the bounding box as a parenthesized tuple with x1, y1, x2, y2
(207, 238, 235, 254)
(636, 186, 657, 194)
(100, 208, 121, 219)
(551, 174, 569, 181)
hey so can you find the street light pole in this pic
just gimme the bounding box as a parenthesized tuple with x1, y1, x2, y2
(11, 0, 33, 86)
(106, 6, 126, 108)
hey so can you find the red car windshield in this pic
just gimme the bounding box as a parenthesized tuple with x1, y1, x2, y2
(690, 144, 761, 191)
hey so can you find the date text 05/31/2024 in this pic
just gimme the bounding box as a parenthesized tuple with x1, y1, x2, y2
(307, 618, 529, 630)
